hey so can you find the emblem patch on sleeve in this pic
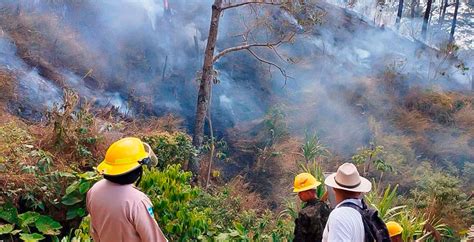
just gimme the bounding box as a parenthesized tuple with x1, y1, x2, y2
(147, 206, 154, 216)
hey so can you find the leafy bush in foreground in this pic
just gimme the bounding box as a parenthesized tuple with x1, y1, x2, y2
(139, 165, 211, 241)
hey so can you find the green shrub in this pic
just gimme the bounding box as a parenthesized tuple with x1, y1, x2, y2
(61, 171, 100, 220)
(142, 132, 197, 170)
(264, 106, 289, 143)
(0, 203, 62, 241)
(139, 164, 211, 241)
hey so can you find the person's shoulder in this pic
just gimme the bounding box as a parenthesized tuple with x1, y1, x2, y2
(300, 201, 327, 216)
(330, 206, 361, 219)
(130, 186, 152, 203)
(88, 179, 106, 194)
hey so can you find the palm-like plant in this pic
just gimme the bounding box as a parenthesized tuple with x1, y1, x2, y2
(300, 133, 330, 164)
(398, 211, 453, 242)
(297, 133, 330, 199)
(365, 183, 405, 221)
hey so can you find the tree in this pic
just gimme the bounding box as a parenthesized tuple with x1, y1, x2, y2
(396, 0, 404, 27)
(421, 0, 433, 40)
(192, 0, 301, 174)
(438, 0, 449, 25)
(410, 0, 418, 18)
(449, 0, 460, 43)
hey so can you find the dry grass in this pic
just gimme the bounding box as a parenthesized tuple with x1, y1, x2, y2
(405, 89, 455, 125)
(0, 70, 16, 103)
(0, 7, 106, 90)
(227, 175, 269, 213)
(392, 108, 432, 135)
(454, 103, 474, 134)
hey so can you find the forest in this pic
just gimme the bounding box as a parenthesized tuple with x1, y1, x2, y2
(0, 0, 473, 241)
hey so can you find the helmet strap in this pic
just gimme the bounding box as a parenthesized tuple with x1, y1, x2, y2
(135, 166, 143, 187)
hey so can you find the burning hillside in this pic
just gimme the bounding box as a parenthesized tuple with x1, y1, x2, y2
(0, 0, 473, 240)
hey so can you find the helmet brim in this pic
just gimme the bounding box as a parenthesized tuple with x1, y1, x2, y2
(97, 160, 142, 176)
(293, 181, 321, 193)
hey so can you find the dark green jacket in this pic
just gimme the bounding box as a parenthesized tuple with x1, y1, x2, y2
(293, 199, 331, 242)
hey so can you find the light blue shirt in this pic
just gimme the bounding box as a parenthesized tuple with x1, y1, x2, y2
(322, 198, 365, 242)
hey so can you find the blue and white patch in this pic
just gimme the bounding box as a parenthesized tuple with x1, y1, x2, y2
(147, 206, 154, 216)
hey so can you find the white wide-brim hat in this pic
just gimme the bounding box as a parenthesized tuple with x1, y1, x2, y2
(324, 163, 372, 193)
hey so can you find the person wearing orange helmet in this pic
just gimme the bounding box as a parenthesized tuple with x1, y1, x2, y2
(86, 137, 167, 242)
(293, 173, 331, 242)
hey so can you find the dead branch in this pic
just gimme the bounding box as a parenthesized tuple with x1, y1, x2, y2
(247, 48, 290, 82)
(213, 31, 295, 63)
(213, 41, 282, 63)
(221, 0, 284, 11)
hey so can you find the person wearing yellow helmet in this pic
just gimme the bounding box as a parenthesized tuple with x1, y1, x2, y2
(293, 173, 331, 242)
(386, 221, 403, 242)
(86, 137, 167, 242)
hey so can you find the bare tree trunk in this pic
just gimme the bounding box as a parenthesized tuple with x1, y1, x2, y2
(192, 0, 223, 170)
(422, 0, 433, 40)
(449, 0, 460, 43)
(438, 0, 448, 25)
(396, 0, 405, 27)
(410, 0, 417, 18)
(205, 90, 214, 188)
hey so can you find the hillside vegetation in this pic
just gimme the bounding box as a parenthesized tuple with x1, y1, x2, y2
(0, 0, 473, 241)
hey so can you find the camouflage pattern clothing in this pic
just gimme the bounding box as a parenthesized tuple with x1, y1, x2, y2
(294, 199, 331, 242)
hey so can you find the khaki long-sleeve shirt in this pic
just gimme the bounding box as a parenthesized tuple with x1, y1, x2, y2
(86, 179, 167, 242)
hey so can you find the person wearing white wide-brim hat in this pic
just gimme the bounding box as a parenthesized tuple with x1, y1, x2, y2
(322, 163, 372, 242)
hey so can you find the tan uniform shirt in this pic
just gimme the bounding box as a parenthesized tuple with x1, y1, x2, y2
(86, 179, 167, 242)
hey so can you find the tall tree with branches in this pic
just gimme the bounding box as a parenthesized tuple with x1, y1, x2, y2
(191, 0, 311, 175)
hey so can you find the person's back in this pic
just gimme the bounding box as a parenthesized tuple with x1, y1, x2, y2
(293, 173, 330, 242)
(322, 163, 373, 242)
(87, 179, 165, 242)
(86, 137, 167, 242)
(322, 198, 365, 241)
(294, 199, 331, 242)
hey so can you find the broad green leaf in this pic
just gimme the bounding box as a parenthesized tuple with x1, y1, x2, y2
(0, 203, 19, 224)
(18, 211, 40, 227)
(65, 181, 80, 195)
(0, 224, 14, 235)
(79, 181, 91, 194)
(35, 215, 62, 235)
(66, 207, 85, 220)
(61, 194, 83, 206)
(66, 208, 78, 220)
(20, 233, 45, 242)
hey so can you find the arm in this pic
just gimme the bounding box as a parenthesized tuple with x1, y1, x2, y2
(133, 198, 168, 242)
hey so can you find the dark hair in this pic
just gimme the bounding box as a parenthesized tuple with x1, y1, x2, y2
(104, 166, 143, 185)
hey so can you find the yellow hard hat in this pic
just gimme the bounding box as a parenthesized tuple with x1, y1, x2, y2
(293, 173, 321, 193)
(97, 137, 157, 176)
(386, 221, 403, 237)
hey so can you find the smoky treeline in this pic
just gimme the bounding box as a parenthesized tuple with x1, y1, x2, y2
(0, 0, 472, 163)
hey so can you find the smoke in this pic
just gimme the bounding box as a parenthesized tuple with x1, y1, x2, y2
(0, 34, 62, 117)
(0, 0, 472, 156)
